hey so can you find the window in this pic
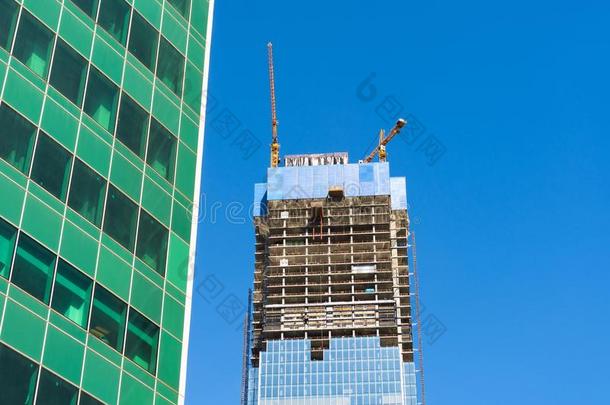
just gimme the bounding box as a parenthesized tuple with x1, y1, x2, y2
(11, 234, 55, 304)
(103, 185, 137, 251)
(0, 102, 36, 173)
(84, 68, 118, 132)
(30, 133, 72, 201)
(80, 392, 105, 405)
(36, 369, 78, 405)
(136, 210, 168, 275)
(89, 284, 126, 351)
(0, 344, 38, 405)
(68, 159, 106, 226)
(0, 0, 19, 51)
(128, 12, 158, 71)
(167, 0, 190, 19)
(13, 12, 53, 77)
(0, 218, 17, 279)
(147, 119, 176, 181)
(156, 38, 184, 96)
(51, 260, 93, 328)
(71, 0, 98, 18)
(116, 93, 148, 157)
(50, 39, 87, 105)
(97, 0, 130, 45)
(125, 309, 159, 374)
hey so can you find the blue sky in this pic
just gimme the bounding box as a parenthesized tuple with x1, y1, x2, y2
(186, 0, 610, 403)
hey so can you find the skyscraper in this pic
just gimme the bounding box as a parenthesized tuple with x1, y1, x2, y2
(0, 0, 213, 404)
(243, 152, 418, 405)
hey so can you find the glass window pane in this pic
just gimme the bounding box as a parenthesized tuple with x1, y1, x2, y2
(70, 0, 98, 18)
(80, 392, 104, 405)
(103, 185, 137, 251)
(89, 284, 126, 351)
(147, 119, 176, 182)
(36, 369, 78, 405)
(51, 260, 93, 328)
(0, 218, 16, 279)
(97, 0, 129, 45)
(50, 39, 87, 105)
(136, 210, 168, 276)
(31, 133, 73, 201)
(116, 93, 148, 157)
(0, 0, 19, 50)
(0, 343, 38, 405)
(13, 12, 53, 77)
(11, 234, 55, 304)
(68, 159, 106, 226)
(156, 38, 184, 96)
(125, 309, 159, 374)
(128, 12, 158, 71)
(0, 102, 36, 173)
(183, 62, 202, 112)
(167, 0, 190, 18)
(84, 68, 118, 132)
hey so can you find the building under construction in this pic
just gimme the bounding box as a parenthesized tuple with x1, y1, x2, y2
(241, 45, 422, 405)
(253, 155, 411, 361)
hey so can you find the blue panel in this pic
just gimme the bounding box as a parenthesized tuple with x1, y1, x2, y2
(360, 180, 375, 195)
(359, 164, 375, 195)
(359, 164, 374, 182)
(343, 164, 359, 196)
(327, 164, 343, 189)
(376, 162, 391, 195)
(253, 183, 267, 217)
(391, 177, 407, 210)
(312, 165, 328, 198)
(265, 162, 399, 201)
(281, 166, 299, 199)
(266, 168, 282, 200)
(297, 165, 314, 199)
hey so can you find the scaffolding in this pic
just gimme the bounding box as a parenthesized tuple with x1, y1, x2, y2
(239, 316, 248, 405)
(251, 194, 413, 365)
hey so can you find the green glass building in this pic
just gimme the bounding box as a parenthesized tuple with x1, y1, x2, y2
(0, 0, 213, 404)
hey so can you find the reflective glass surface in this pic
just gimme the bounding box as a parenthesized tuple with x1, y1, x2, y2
(247, 337, 417, 405)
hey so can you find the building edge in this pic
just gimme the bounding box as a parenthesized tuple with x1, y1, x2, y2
(240, 289, 253, 405)
(179, 1, 216, 404)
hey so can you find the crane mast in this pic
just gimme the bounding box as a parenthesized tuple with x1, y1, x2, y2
(268, 42, 280, 168)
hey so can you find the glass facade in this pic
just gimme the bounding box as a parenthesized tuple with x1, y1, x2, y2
(247, 337, 417, 405)
(0, 0, 213, 404)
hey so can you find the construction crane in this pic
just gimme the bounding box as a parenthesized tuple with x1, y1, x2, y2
(362, 118, 407, 163)
(267, 42, 280, 168)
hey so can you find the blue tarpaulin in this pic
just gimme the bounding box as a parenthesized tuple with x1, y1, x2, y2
(253, 162, 407, 216)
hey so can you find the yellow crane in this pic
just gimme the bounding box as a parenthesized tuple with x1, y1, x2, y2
(267, 43, 405, 166)
(267, 42, 280, 168)
(362, 118, 407, 163)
